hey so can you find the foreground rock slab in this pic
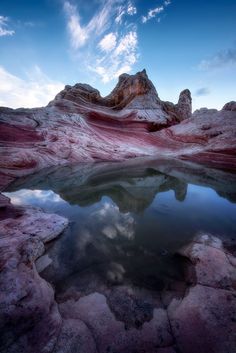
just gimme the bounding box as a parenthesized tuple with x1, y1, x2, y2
(0, 199, 68, 353)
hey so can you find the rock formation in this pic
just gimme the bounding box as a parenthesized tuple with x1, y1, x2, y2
(222, 101, 236, 111)
(1, 69, 235, 180)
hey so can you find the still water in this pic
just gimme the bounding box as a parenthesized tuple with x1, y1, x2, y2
(3, 158, 236, 302)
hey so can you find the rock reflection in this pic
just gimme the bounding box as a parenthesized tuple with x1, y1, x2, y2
(6, 159, 190, 212)
(6, 157, 236, 211)
(4, 158, 236, 301)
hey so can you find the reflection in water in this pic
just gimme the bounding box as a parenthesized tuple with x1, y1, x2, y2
(4, 158, 236, 313)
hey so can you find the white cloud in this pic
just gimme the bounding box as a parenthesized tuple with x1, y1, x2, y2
(64, 0, 114, 49)
(4, 189, 63, 206)
(115, 2, 137, 24)
(0, 65, 64, 108)
(127, 2, 137, 16)
(142, 0, 171, 24)
(92, 202, 135, 240)
(63, 2, 89, 49)
(115, 31, 137, 56)
(0, 15, 15, 36)
(115, 6, 126, 24)
(93, 30, 138, 83)
(113, 64, 133, 78)
(142, 6, 164, 23)
(99, 32, 117, 52)
(63, 1, 139, 84)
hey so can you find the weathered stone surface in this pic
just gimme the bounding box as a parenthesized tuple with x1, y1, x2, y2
(167, 234, 236, 353)
(53, 319, 97, 353)
(0, 201, 68, 353)
(168, 285, 236, 353)
(222, 101, 236, 111)
(176, 89, 192, 120)
(161, 107, 236, 169)
(59, 292, 173, 353)
(178, 239, 236, 290)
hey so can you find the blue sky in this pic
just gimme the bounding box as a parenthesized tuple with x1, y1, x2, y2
(0, 0, 235, 109)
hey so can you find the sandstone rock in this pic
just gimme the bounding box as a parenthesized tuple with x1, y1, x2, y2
(1, 70, 236, 177)
(166, 233, 236, 353)
(53, 319, 97, 353)
(0, 202, 68, 353)
(52, 69, 161, 110)
(59, 292, 173, 353)
(176, 89, 192, 120)
(178, 238, 236, 290)
(161, 106, 236, 169)
(168, 285, 236, 353)
(222, 101, 236, 111)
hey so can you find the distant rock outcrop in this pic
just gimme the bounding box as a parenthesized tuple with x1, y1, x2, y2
(50, 69, 189, 127)
(176, 89, 192, 120)
(222, 101, 236, 111)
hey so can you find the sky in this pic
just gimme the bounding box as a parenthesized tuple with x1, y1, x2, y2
(0, 0, 235, 110)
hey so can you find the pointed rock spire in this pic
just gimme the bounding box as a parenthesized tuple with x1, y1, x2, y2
(176, 89, 192, 120)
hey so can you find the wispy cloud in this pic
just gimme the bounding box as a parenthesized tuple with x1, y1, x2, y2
(0, 65, 64, 108)
(115, 6, 126, 24)
(142, 0, 171, 24)
(63, 1, 89, 49)
(0, 15, 15, 36)
(63, 0, 139, 83)
(195, 87, 210, 96)
(199, 45, 236, 70)
(115, 1, 137, 24)
(64, 0, 122, 49)
(99, 32, 117, 52)
(93, 30, 138, 83)
(142, 6, 164, 23)
(127, 2, 137, 16)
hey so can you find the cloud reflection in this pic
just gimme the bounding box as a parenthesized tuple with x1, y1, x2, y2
(3, 189, 64, 206)
(92, 202, 135, 240)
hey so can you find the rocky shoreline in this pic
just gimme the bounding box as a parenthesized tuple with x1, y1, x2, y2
(1, 158, 236, 353)
(1, 196, 236, 353)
